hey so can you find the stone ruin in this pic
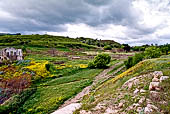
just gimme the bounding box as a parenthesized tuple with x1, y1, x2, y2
(0, 47, 23, 63)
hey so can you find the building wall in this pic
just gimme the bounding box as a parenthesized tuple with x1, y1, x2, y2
(0, 48, 23, 62)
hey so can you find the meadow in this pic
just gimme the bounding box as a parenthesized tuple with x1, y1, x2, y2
(0, 35, 129, 113)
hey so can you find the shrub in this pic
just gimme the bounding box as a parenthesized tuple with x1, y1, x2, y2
(124, 53, 144, 69)
(0, 88, 37, 114)
(45, 63, 56, 73)
(104, 45, 112, 50)
(88, 61, 95, 68)
(125, 47, 162, 69)
(88, 53, 111, 68)
(45, 64, 51, 71)
(132, 53, 144, 65)
(124, 56, 133, 69)
(144, 47, 162, 59)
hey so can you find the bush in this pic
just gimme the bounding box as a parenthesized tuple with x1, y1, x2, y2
(144, 47, 162, 59)
(124, 53, 144, 69)
(88, 53, 111, 68)
(0, 88, 37, 113)
(45, 63, 56, 73)
(124, 56, 133, 69)
(104, 45, 112, 50)
(125, 47, 162, 69)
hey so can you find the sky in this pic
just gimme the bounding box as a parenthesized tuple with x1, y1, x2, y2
(0, 0, 170, 46)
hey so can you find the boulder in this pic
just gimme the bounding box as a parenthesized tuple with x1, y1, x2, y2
(132, 103, 140, 108)
(149, 82, 160, 91)
(80, 110, 92, 114)
(118, 102, 124, 108)
(144, 104, 159, 113)
(104, 108, 118, 114)
(139, 97, 145, 104)
(160, 76, 169, 82)
(144, 107, 152, 113)
(153, 71, 163, 78)
(128, 83, 133, 89)
(147, 104, 158, 111)
(152, 78, 160, 82)
(155, 87, 161, 91)
(146, 99, 152, 104)
(134, 88, 139, 94)
(150, 91, 160, 101)
(122, 77, 137, 89)
(140, 89, 146, 93)
(137, 107, 143, 113)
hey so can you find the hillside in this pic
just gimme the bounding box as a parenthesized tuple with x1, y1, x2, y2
(0, 34, 131, 114)
(76, 37, 121, 48)
(75, 55, 170, 114)
(0, 35, 121, 49)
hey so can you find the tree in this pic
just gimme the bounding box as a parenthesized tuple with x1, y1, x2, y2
(122, 44, 131, 52)
(104, 45, 112, 50)
(144, 47, 162, 59)
(88, 53, 111, 68)
(160, 47, 169, 55)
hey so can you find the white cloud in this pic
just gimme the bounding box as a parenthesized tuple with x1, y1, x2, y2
(48, 23, 127, 44)
(0, 0, 170, 45)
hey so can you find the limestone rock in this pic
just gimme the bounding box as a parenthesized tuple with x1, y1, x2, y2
(146, 99, 152, 104)
(80, 110, 92, 114)
(149, 82, 160, 91)
(134, 88, 139, 94)
(144, 104, 158, 113)
(132, 103, 140, 108)
(144, 107, 152, 113)
(140, 89, 146, 93)
(139, 97, 145, 104)
(150, 91, 160, 101)
(147, 104, 158, 111)
(128, 83, 133, 89)
(152, 78, 160, 82)
(160, 76, 169, 82)
(104, 108, 118, 114)
(118, 102, 124, 108)
(155, 87, 161, 91)
(122, 77, 137, 89)
(153, 71, 163, 78)
(137, 107, 143, 113)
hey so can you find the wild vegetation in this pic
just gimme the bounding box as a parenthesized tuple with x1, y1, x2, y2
(0, 34, 133, 113)
(75, 55, 170, 114)
(0, 34, 169, 114)
(125, 46, 168, 69)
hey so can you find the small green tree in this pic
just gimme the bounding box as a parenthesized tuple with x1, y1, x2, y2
(124, 53, 144, 69)
(144, 47, 162, 59)
(124, 56, 133, 69)
(122, 44, 131, 52)
(88, 53, 111, 68)
(104, 45, 112, 50)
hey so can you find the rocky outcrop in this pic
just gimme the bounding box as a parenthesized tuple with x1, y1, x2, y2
(160, 76, 169, 82)
(77, 71, 169, 114)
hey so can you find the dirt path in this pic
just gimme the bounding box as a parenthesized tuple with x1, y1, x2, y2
(52, 61, 124, 114)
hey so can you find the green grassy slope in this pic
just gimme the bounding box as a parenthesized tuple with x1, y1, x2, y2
(76, 55, 170, 113)
(19, 69, 103, 114)
(0, 35, 96, 49)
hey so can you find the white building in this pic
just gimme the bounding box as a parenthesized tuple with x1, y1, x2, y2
(0, 47, 23, 63)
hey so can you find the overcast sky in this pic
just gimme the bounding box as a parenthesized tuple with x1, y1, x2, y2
(0, 0, 170, 46)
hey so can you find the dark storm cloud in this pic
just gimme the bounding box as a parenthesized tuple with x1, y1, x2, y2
(0, 0, 138, 32)
(0, 0, 169, 45)
(0, 0, 91, 32)
(83, 0, 112, 6)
